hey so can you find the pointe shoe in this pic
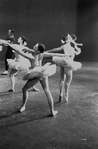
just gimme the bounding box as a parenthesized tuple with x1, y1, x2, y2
(51, 110, 58, 116)
(19, 106, 25, 113)
(59, 95, 63, 102)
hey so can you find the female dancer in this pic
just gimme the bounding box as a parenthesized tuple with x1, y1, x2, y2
(5, 41, 71, 116)
(0, 36, 39, 92)
(47, 34, 82, 103)
(5, 42, 57, 116)
(7, 36, 31, 92)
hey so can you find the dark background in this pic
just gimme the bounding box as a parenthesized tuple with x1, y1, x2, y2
(0, 0, 98, 61)
(77, 0, 98, 61)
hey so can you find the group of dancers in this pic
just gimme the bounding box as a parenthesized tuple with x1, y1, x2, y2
(0, 33, 83, 116)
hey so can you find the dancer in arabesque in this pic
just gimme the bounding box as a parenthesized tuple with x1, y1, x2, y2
(47, 34, 83, 103)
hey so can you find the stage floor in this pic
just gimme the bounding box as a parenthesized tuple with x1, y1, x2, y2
(0, 62, 98, 149)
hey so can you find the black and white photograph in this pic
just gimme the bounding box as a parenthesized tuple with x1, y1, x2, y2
(0, 0, 98, 149)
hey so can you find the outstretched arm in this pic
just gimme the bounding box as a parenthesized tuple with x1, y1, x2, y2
(72, 39, 83, 47)
(8, 43, 35, 60)
(0, 39, 9, 46)
(44, 52, 69, 57)
(76, 43, 83, 46)
(22, 47, 35, 53)
(0, 39, 35, 53)
(47, 45, 63, 53)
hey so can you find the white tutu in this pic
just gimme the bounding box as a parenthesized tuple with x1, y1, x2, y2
(23, 63, 56, 81)
(7, 58, 31, 70)
(52, 56, 82, 71)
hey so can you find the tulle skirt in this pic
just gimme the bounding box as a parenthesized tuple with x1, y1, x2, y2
(52, 56, 82, 71)
(7, 58, 31, 70)
(23, 63, 56, 81)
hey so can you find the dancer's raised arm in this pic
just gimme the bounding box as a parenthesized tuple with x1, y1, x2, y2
(0, 39, 35, 54)
(75, 43, 83, 46)
(22, 47, 35, 53)
(8, 43, 35, 60)
(0, 39, 9, 46)
(47, 45, 63, 53)
(44, 52, 69, 57)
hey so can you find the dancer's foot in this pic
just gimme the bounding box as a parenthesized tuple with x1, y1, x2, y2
(8, 89, 14, 92)
(19, 106, 25, 113)
(59, 95, 63, 102)
(51, 110, 58, 116)
(64, 93, 68, 103)
(1, 71, 8, 75)
(32, 87, 39, 92)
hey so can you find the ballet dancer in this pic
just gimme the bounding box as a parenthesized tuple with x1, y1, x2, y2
(5, 42, 64, 116)
(6, 41, 71, 116)
(0, 36, 39, 92)
(47, 34, 82, 103)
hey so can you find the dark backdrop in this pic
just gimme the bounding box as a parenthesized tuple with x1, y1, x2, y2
(0, 0, 98, 62)
(77, 0, 98, 61)
(0, 0, 77, 61)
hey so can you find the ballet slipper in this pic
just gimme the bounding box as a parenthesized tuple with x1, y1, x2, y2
(51, 110, 58, 116)
(19, 106, 26, 113)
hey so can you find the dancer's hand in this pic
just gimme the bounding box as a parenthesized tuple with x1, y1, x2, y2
(77, 43, 83, 46)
